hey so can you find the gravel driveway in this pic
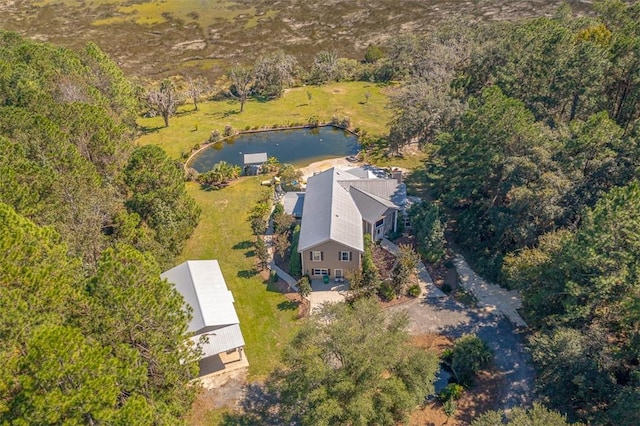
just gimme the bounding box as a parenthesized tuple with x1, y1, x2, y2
(388, 297, 534, 409)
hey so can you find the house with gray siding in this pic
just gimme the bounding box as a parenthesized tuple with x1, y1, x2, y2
(296, 167, 406, 280)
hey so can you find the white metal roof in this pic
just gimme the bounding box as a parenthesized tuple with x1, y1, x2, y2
(298, 168, 364, 252)
(243, 152, 268, 165)
(190, 324, 245, 357)
(161, 260, 240, 335)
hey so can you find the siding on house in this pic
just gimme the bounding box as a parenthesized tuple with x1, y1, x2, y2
(301, 240, 361, 278)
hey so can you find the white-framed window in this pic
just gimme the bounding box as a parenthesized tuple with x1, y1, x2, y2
(375, 218, 384, 228)
(312, 268, 328, 276)
(335, 269, 343, 278)
(311, 251, 322, 261)
(339, 251, 352, 261)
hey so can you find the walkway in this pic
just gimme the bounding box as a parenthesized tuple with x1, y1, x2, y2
(264, 211, 345, 311)
(452, 255, 527, 328)
(380, 238, 447, 299)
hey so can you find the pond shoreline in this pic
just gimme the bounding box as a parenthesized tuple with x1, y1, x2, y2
(185, 124, 360, 172)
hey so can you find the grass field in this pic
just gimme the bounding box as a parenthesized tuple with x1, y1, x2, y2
(137, 81, 395, 160)
(180, 178, 300, 380)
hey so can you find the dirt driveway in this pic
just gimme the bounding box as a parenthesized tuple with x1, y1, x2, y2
(387, 297, 534, 410)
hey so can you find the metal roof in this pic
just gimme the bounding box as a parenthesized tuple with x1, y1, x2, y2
(282, 192, 305, 218)
(243, 152, 268, 165)
(298, 168, 364, 253)
(191, 324, 245, 357)
(349, 186, 393, 223)
(161, 260, 240, 335)
(339, 179, 406, 207)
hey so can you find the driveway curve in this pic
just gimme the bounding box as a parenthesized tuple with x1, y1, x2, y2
(388, 296, 534, 410)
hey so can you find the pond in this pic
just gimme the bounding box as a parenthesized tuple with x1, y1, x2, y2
(189, 126, 360, 172)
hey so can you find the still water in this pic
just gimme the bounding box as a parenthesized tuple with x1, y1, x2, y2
(189, 126, 359, 172)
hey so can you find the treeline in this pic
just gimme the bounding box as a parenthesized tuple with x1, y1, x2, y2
(0, 32, 200, 422)
(388, 1, 639, 423)
(145, 42, 403, 126)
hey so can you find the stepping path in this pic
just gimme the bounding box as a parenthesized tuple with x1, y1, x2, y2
(452, 255, 527, 328)
(380, 238, 447, 299)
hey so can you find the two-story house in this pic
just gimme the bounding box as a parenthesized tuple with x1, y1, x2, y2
(296, 167, 406, 280)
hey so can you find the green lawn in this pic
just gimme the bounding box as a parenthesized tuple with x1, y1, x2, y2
(137, 81, 395, 160)
(180, 178, 300, 380)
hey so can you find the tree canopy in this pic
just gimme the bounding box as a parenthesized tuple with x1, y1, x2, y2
(0, 32, 200, 423)
(264, 299, 439, 425)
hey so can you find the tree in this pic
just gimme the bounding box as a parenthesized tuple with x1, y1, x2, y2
(364, 44, 384, 63)
(409, 202, 446, 264)
(253, 51, 298, 99)
(391, 244, 420, 296)
(254, 237, 270, 271)
(297, 275, 312, 298)
(10, 325, 123, 425)
(228, 65, 253, 113)
(272, 230, 290, 261)
(87, 244, 199, 422)
(471, 402, 581, 425)
(449, 334, 493, 386)
(266, 299, 439, 425)
(147, 79, 181, 127)
(124, 145, 200, 266)
(362, 233, 381, 295)
(310, 50, 338, 83)
(185, 75, 206, 111)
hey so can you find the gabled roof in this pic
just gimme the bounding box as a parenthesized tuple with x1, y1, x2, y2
(349, 185, 394, 224)
(161, 260, 239, 335)
(243, 152, 268, 165)
(190, 324, 245, 357)
(339, 179, 406, 207)
(298, 168, 364, 253)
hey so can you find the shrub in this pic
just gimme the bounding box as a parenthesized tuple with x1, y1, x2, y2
(307, 115, 319, 127)
(185, 168, 199, 182)
(378, 281, 395, 301)
(407, 284, 421, 298)
(209, 129, 221, 142)
(441, 283, 452, 294)
(450, 335, 493, 386)
(193, 142, 200, 151)
(223, 125, 234, 137)
(438, 383, 464, 402)
(271, 270, 278, 282)
(297, 275, 312, 298)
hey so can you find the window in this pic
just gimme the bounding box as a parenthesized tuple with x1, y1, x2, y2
(312, 268, 328, 276)
(339, 251, 352, 261)
(335, 269, 343, 278)
(375, 218, 384, 228)
(311, 251, 323, 261)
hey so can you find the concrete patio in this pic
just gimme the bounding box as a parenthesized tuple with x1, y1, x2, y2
(309, 279, 349, 312)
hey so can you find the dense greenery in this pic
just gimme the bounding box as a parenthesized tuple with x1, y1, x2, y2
(0, 32, 200, 423)
(388, 1, 640, 423)
(0, 204, 198, 424)
(256, 299, 438, 425)
(447, 335, 493, 387)
(471, 403, 582, 426)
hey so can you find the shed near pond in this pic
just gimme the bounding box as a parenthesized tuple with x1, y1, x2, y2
(243, 152, 268, 175)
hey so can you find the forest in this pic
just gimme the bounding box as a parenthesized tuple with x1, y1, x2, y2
(385, 2, 640, 423)
(0, 32, 201, 423)
(1, 0, 639, 424)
